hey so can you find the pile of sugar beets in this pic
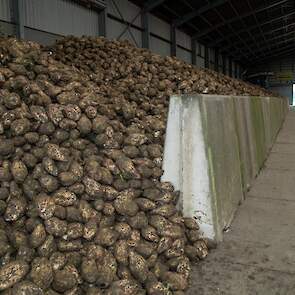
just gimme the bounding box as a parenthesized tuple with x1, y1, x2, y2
(0, 36, 272, 295)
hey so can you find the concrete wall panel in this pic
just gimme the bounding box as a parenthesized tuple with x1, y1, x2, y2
(163, 94, 288, 241)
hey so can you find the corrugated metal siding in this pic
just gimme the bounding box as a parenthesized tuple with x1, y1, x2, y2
(197, 56, 205, 68)
(107, 0, 141, 27)
(150, 36, 170, 57)
(23, 0, 99, 36)
(176, 30, 191, 50)
(177, 47, 191, 64)
(106, 17, 142, 47)
(25, 27, 63, 45)
(0, 20, 15, 35)
(149, 14, 170, 41)
(209, 48, 215, 63)
(0, 0, 241, 77)
(269, 85, 292, 101)
(0, 0, 11, 22)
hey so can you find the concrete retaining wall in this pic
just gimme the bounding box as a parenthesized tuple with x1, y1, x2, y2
(162, 94, 288, 241)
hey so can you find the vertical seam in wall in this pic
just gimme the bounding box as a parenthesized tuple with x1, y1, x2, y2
(179, 96, 184, 213)
(198, 96, 221, 241)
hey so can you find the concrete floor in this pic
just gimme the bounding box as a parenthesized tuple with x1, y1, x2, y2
(188, 110, 295, 295)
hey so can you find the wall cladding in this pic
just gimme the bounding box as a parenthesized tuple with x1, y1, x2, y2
(149, 14, 170, 40)
(0, 20, 15, 36)
(24, 27, 63, 45)
(0, 0, 242, 77)
(150, 36, 170, 57)
(23, 0, 99, 36)
(0, 0, 10, 22)
(177, 47, 191, 64)
(106, 16, 142, 47)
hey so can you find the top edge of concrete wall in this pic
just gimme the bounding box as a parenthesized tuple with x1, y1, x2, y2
(172, 94, 287, 100)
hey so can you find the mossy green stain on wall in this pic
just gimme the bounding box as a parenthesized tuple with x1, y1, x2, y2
(232, 98, 247, 192)
(250, 97, 266, 168)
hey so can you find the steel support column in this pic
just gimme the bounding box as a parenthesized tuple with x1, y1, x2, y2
(222, 55, 226, 74)
(229, 57, 232, 77)
(11, 0, 24, 39)
(98, 8, 107, 37)
(234, 62, 238, 78)
(192, 38, 197, 65)
(205, 46, 209, 68)
(214, 48, 219, 72)
(141, 11, 150, 49)
(170, 24, 176, 57)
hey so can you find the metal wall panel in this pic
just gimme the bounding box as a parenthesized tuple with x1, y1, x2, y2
(0, 0, 11, 22)
(226, 58, 229, 75)
(107, 0, 141, 27)
(197, 56, 205, 68)
(209, 48, 215, 63)
(269, 85, 292, 100)
(218, 54, 223, 67)
(150, 36, 170, 57)
(177, 47, 191, 64)
(149, 14, 170, 41)
(0, 20, 15, 35)
(176, 29, 191, 50)
(23, 0, 99, 36)
(106, 17, 142, 47)
(24, 27, 63, 45)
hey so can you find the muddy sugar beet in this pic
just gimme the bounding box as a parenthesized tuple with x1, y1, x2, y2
(0, 35, 271, 294)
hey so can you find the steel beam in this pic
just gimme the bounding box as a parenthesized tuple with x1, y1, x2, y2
(242, 36, 295, 58)
(230, 30, 295, 56)
(209, 11, 295, 47)
(144, 0, 166, 12)
(192, 38, 197, 65)
(210, 3, 258, 61)
(11, 0, 24, 39)
(228, 57, 232, 77)
(141, 11, 150, 49)
(204, 46, 209, 68)
(193, 0, 289, 39)
(163, 0, 250, 60)
(250, 43, 295, 63)
(234, 62, 238, 78)
(111, 0, 139, 46)
(245, 0, 271, 54)
(214, 48, 219, 72)
(221, 20, 295, 52)
(170, 24, 176, 57)
(98, 8, 107, 37)
(252, 48, 295, 65)
(173, 0, 228, 27)
(222, 55, 227, 74)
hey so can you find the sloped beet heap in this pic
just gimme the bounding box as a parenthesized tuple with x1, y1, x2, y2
(0, 36, 274, 294)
